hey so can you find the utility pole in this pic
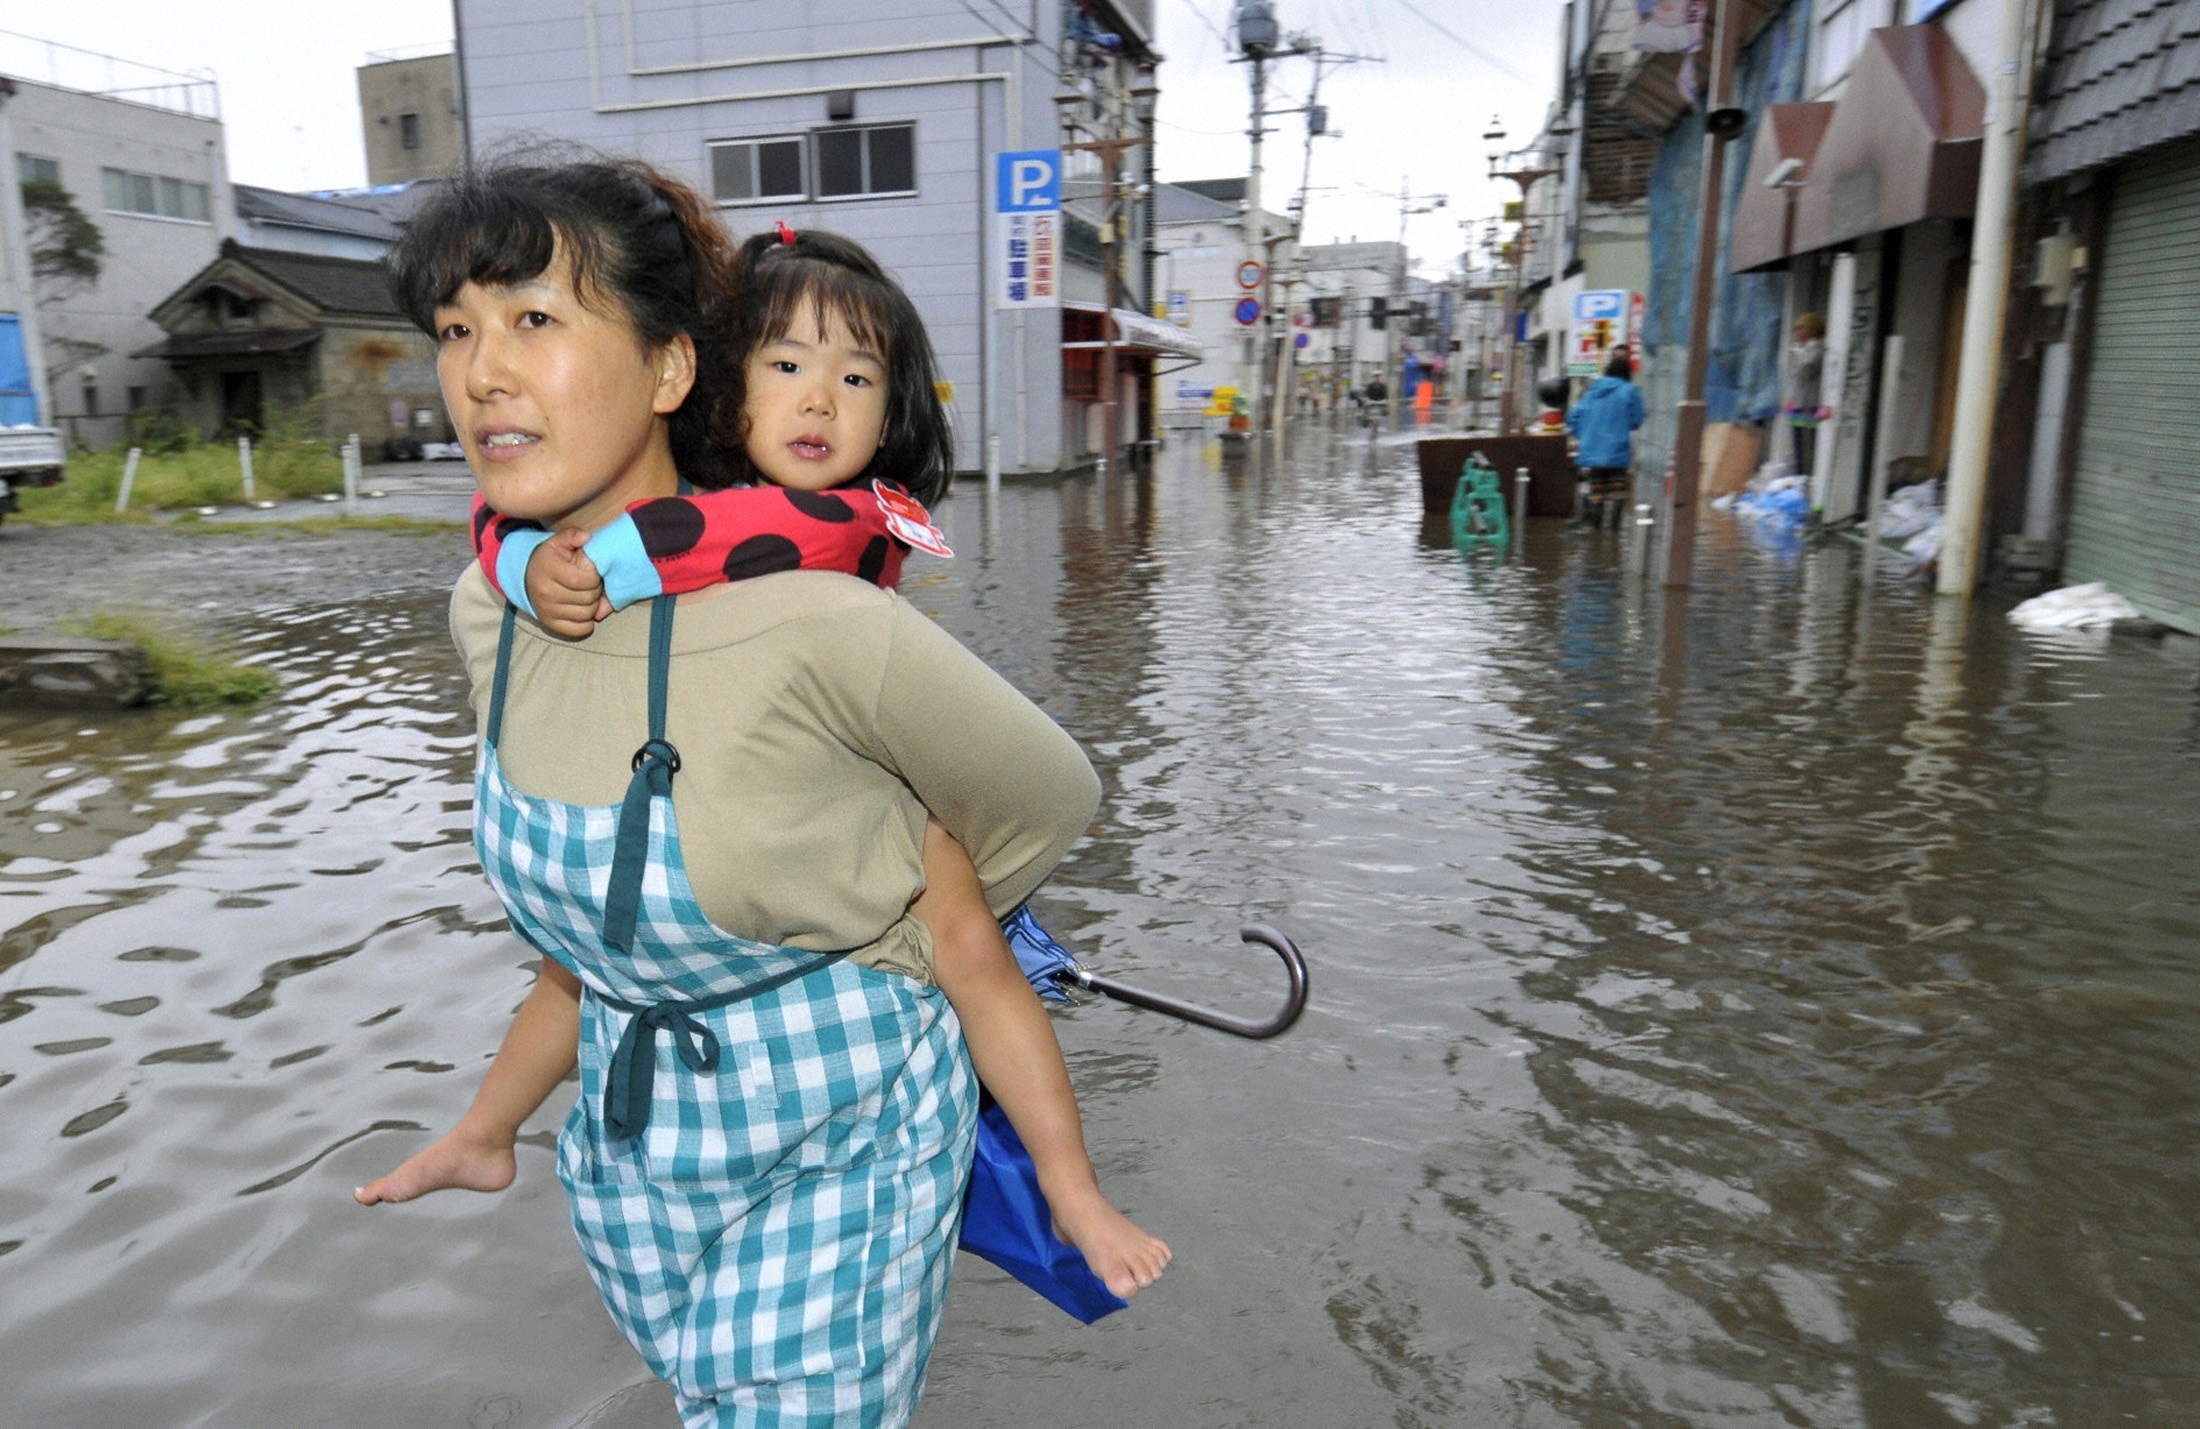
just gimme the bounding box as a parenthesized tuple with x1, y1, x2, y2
(1661, 0, 1743, 589)
(1937, 0, 2043, 596)
(1057, 62, 1161, 477)
(1385, 180, 1446, 426)
(1485, 115, 1561, 438)
(1231, 2, 1319, 434)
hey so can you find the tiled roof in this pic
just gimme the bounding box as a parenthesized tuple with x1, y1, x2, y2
(233, 184, 400, 241)
(218, 241, 400, 317)
(2029, 0, 2200, 181)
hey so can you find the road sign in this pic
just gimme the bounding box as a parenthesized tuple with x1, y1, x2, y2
(995, 150, 1061, 309)
(1236, 259, 1265, 289)
(1235, 296, 1262, 326)
(996, 151, 1061, 212)
(1566, 288, 1631, 376)
(1294, 332, 1309, 349)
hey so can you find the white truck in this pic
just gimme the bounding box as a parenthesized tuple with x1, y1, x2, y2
(0, 423, 66, 524)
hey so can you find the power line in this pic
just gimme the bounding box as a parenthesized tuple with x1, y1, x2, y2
(1176, 0, 1233, 48)
(1383, 0, 1520, 79)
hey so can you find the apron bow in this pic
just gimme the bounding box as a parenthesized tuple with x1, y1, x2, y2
(603, 999, 723, 1142)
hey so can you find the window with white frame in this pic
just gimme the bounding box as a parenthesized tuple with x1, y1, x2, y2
(710, 136, 808, 205)
(814, 123, 916, 200)
(101, 166, 210, 222)
(17, 154, 60, 186)
(1814, 0, 1897, 92)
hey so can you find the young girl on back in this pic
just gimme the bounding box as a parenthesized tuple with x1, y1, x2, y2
(426, 223, 1169, 1302)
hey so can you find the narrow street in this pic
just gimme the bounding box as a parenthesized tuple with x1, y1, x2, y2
(2, 434, 2196, 1425)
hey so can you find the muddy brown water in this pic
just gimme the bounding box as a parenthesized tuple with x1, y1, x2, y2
(3, 440, 2198, 1427)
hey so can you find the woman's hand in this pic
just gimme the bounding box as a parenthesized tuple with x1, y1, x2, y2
(354, 1121, 517, 1204)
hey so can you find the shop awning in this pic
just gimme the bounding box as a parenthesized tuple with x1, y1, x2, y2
(1062, 303, 1206, 360)
(134, 328, 322, 360)
(1729, 102, 1835, 274)
(1788, 25, 1985, 254)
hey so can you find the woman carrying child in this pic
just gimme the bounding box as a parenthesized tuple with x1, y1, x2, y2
(354, 159, 1164, 1427)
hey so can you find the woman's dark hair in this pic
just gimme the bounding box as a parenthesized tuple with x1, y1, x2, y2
(730, 227, 957, 506)
(1604, 349, 1633, 381)
(388, 157, 745, 487)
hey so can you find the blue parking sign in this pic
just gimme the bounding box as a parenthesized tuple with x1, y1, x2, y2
(996, 151, 1061, 213)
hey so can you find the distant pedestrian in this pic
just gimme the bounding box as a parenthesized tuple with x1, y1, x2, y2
(1784, 313, 1827, 482)
(1564, 349, 1646, 528)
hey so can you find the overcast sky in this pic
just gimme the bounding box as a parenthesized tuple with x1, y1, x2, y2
(6, 0, 1562, 277)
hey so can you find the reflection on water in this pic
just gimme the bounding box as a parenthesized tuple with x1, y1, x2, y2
(4, 437, 2199, 1426)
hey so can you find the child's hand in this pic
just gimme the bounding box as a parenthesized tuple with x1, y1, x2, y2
(528, 527, 611, 638)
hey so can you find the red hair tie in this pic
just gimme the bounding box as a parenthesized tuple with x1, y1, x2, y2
(775, 221, 797, 246)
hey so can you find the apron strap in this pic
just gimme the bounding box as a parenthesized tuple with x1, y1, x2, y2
(599, 950, 847, 1141)
(603, 596, 680, 955)
(487, 601, 518, 750)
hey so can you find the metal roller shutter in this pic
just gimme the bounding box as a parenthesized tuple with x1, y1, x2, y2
(2066, 137, 2200, 633)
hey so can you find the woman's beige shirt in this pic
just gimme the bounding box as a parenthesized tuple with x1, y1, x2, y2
(450, 567, 1101, 981)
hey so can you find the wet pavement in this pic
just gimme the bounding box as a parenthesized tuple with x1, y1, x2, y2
(3, 432, 2199, 1426)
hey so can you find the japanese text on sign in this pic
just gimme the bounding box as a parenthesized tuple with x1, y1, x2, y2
(996, 150, 1061, 310)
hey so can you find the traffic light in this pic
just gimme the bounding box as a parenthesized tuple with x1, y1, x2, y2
(1369, 296, 1388, 328)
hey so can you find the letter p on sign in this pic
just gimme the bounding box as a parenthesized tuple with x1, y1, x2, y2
(996, 150, 1061, 213)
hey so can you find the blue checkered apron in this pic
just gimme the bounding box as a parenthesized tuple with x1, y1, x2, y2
(474, 599, 977, 1428)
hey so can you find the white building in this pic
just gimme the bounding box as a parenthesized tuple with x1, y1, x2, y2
(1293, 240, 1406, 397)
(451, 0, 1176, 475)
(1151, 180, 1258, 425)
(0, 36, 230, 448)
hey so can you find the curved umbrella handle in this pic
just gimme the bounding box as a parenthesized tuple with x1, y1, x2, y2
(1060, 924, 1309, 1040)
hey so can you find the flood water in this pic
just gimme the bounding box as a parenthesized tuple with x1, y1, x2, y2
(4, 434, 2198, 1427)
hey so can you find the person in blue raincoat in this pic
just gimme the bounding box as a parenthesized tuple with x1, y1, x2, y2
(1564, 349, 1647, 529)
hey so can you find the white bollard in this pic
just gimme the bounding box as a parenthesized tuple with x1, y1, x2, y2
(114, 446, 142, 514)
(237, 434, 255, 502)
(1513, 468, 1531, 547)
(1632, 503, 1655, 572)
(343, 435, 360, 514)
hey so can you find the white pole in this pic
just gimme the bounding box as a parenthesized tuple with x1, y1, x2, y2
(1862, 334, 1906, 582)
(1938, 0, 2042, 596)
(237, 434, 255, 502)
(343, 434, 359, 514)
(1243, 54, 1266, 429)
(114, 446, 141, 514)
(1513, 467, 1530, 545)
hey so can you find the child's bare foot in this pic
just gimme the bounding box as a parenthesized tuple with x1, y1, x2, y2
(1047, 1181, 1171, 1299)
(354, 1125, 516, 1205)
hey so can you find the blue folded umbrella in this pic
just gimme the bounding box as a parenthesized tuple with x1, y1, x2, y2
(961, 1100, 1129, 1323)
(958, 905, 1308, 1322)
(1002, 904, 1078, 1002)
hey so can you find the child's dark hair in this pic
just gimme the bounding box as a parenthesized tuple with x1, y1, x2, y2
(388, 156, 745, 487)
(733, 228, 956, 506)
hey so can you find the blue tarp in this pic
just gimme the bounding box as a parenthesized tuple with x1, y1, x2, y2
(1639, 1, 1814, 481)
(0, 315, 38, 427)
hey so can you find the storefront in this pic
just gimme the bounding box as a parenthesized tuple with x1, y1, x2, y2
(2057, 136, 2200, 630)
(1061, 302, 1205, 461)
(1728, 25, 1984, 523)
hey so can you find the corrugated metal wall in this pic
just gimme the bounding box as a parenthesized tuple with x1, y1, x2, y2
(2066, 136, 2200, 633)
